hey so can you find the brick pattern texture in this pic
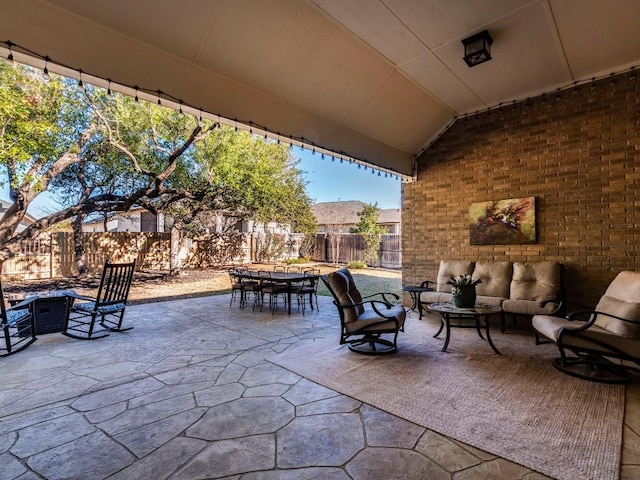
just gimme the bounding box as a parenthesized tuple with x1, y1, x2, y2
(403, 71, 639, 307)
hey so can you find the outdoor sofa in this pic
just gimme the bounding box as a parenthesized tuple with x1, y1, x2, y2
(420, 260, 563, 331)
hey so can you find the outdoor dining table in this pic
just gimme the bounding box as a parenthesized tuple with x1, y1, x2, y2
(236, 270, 320, 314)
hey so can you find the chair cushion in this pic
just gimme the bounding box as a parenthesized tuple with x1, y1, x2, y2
(5, 308, 31, 326)
(594, 271, 640, 337)
(339, 269, 365, 315)
(474, 261, 512, 298)
(325, 270, 360, 323)
(436, 261, 474, 293)
(74, 302, 126, 314)
(344, 305, 406, 333)
(533, 314, 639, 357)
(509, 262, 561, 302)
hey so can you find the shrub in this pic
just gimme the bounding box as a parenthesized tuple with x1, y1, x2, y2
(285, 257, 311, 265)
(347, 261, 368, 269)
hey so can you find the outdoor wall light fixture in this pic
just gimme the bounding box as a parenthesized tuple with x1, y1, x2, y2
(462, 30, 493, 67)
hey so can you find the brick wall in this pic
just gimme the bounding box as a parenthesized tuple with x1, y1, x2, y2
(402, 70, 639, 307)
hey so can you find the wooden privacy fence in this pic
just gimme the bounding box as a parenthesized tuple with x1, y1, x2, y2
(311, 233, 401, 269)
(1, 232, 170, 279)
(1, 231, 311, 279)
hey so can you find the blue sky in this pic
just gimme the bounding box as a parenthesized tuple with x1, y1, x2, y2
(4, 147, 402, 219)
(295, 149, 402, 209)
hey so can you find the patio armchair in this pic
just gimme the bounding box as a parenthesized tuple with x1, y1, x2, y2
(532, 270, 640, 384)
(322, 268, 406, 354)
(63, 260, 136, 340)
(1, 280, 37, 356)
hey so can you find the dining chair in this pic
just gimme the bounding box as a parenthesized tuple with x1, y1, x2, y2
(63, 260, 136, 340)
(260, 271, 289, 314)
(228, 268, 244, 306)
(296, 268, 320, 314)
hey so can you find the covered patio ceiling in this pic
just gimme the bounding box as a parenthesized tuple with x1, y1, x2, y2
(2, 0, 640, 177)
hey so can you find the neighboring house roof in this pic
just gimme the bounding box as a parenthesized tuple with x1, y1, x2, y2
(311, 201, 400, 226)
(0, 199, 37, 226)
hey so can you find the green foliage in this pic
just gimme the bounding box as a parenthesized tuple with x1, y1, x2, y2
(285, 257, 311, 265)
(0, 59, 317, 263)
(347, 260, 368, 269)
(350, 203, 387, 265)
(254, 232, 287, 262)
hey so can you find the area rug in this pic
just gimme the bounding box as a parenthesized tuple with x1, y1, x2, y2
(270, 317, 624, 480)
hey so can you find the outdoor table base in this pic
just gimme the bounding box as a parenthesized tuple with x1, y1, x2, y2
(402, 285, 432, 319)
(427, 302, 502, 355)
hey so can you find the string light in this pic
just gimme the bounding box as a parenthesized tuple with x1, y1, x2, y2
(77, 70, 84, 90)
(0, 39, 411, 181)
(6, 41, 14, 65)
(42, 56, 50, 80)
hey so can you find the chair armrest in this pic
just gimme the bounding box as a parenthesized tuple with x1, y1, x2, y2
(369, 300, 404, 319)
(420, 280, 435, 290)
(65, 291, 95, 302)
(361, 292, 400, 304)
(335, 298, 396, 311)
(539, 298, 563, 315)
(7, 296, 38, 311)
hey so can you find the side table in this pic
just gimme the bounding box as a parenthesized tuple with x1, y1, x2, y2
(427, 302, 502, 354)
(402, 284, 433, 319)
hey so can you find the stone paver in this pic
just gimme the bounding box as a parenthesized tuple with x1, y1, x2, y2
(277, 413, 364, 467)
(0, 294, 633, 479)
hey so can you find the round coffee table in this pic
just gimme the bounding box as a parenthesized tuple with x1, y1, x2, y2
(427, 302, 502, 354)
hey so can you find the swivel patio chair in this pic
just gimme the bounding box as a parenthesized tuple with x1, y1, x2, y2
(63, 260, 136, 340)
(532, 270, 640, 384)
(322, 268, 406, 354)
(1, 279, 37, 356)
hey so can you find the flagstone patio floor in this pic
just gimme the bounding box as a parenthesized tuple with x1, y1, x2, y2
(1, 294, 638, 479)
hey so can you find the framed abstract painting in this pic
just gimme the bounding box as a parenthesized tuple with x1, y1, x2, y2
(469, 197, 536, 245)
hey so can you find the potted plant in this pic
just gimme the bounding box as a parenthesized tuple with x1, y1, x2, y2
(447, 274, 482, 308)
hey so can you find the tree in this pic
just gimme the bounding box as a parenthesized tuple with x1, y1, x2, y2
(324, 208, 350, 265)
(0, 60, 316, 270)
(350, 203, 387, 266)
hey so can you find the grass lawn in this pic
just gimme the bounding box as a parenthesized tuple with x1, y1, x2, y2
(316, 270, 402, 299)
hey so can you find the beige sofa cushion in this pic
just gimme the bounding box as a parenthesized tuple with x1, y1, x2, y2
(474, 261, 512, 298)
(509, 262, 561, 302)
(420, 291, 453, 304)
(594, 271, 640, 337)
(436, 261, 474, 293)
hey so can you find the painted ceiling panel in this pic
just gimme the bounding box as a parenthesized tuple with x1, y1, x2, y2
(311, 0, 427, 65)
(550, 0, 640, 78)
(2, 0, 640, 176)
